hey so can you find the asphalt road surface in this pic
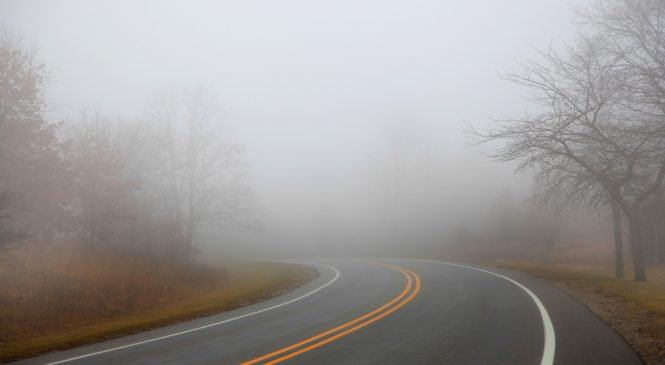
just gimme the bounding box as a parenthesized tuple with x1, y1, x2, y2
(16, 258, 643, 365)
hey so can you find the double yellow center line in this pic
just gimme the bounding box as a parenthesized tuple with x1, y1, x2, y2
(240, 263, 421, 365)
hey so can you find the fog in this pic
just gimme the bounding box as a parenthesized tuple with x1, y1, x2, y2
(1, 0, 598, 259)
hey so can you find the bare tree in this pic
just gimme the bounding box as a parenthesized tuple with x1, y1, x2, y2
(474, 34, 665, 281)
(373, 116, 437, 248)
(68, 112, 136, 250)
(580, 0, 665, 277)
(579, 1, 665, 115)
(530, 156, 626, 278)
(152, 87, 253, 258)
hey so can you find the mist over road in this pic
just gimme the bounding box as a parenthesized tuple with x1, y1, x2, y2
(18, 259, 641, 365)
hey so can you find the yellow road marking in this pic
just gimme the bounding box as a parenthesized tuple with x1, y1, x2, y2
(240, 263, 421, 365)
(240, 266, 412, 365)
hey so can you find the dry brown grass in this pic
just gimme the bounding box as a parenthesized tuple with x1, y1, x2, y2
(0, 243, 317, 362)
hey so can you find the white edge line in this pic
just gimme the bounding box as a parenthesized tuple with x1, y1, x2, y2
(43, 263, 341, 365)
(402, 258, 555, 365)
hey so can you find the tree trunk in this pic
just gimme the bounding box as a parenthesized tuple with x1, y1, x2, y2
(185, 223, 194, 259)
(611, 201, 624, 278)
(653, 221, 659, 265)
(626, 210, 648, 281)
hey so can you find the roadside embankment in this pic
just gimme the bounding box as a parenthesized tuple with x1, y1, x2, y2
(0, 244, 317, 362)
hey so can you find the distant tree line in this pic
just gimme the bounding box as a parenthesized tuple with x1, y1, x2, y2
(475, 0, 665, 281)
(450, 190, 559, 255)
(0, 34, 253, 261)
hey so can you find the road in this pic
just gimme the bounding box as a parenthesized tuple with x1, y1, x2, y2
(16, 259, 643, 365)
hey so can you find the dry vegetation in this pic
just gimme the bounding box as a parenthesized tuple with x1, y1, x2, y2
(446, 242, 665, 365)
(0, 243, 317, 362)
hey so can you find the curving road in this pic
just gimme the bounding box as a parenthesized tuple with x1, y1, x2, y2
(16, 259, 642, 365)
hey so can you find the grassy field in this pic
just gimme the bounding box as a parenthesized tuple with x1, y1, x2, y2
(445, 242, 665, 364)
(0, 244, 317, 362)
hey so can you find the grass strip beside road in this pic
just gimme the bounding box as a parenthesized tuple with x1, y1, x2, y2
(488, 261, 665, 365)
(0, 262, 318, 363)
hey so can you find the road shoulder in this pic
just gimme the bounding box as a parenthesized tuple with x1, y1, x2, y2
(488, 263, 662, 365)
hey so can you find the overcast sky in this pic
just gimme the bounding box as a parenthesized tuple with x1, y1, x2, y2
(0, 0, 588, 256)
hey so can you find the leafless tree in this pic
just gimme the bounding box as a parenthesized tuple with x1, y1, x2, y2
(374, 116, 437, 247)
(68, 111, 136, 250)
(152, 87, 254, 258)
(529, 148, 627, 278)
(474, 33, 665, 281)
(581, 0, 665, 276)
(579, 1, 665, 115)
